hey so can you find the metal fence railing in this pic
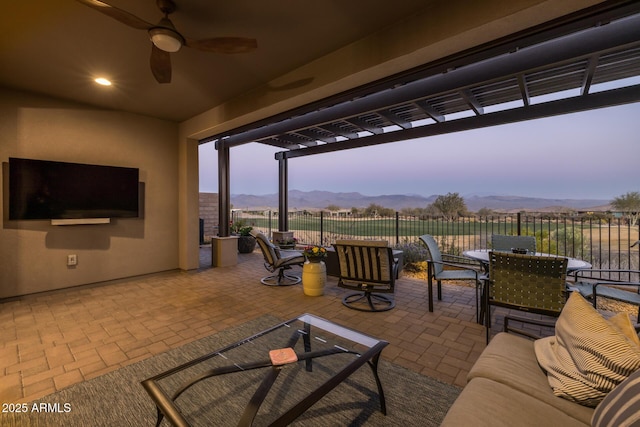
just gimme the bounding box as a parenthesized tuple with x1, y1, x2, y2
(231, 210, 640, 272)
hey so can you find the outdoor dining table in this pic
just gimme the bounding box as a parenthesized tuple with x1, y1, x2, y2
(463, 249, 592, 273)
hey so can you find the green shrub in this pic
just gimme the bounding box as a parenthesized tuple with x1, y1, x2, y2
(395, 240, 428, 269)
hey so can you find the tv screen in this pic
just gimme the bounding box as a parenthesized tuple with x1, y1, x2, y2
(9, 157, 139, 220)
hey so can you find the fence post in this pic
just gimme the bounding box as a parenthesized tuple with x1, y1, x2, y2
(320, 210, 324, 246)
(517, 212, 522, 236)
(268, 211, 272, 237)
(395, 211, 400, 245)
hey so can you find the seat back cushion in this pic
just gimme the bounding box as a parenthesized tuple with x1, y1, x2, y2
(591, 368, 640, 427)
(254, 232, 277, 264)
(534, 292, 640, 407)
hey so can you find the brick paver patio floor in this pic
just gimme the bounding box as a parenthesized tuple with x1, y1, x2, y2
(2, 246, 552, 404)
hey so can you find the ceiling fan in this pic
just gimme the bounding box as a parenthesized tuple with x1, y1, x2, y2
(76, 0, 257, 84)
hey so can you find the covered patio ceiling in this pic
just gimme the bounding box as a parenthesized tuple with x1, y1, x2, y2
(207, 4, 640, 236)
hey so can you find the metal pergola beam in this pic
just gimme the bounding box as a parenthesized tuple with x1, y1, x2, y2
(276, 85, 640, 160)
(217, 13, 640, 150)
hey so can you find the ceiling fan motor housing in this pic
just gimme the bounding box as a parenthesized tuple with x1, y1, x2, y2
(149, 17, 184, 52)
(156, 0, 177, 15)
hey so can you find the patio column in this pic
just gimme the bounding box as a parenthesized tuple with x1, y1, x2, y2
(218, 141, 231, 237)
(211, 140, 238, 267)
(278, 156, 288, 231)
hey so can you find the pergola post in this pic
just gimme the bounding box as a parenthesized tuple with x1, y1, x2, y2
(211, 141, 237, 267)
(218, 141, 231, 237)
(278, 156, 288, 232)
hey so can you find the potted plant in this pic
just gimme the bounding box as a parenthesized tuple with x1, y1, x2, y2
(231, 221, 256, 254)
(302, 245, 328, 263)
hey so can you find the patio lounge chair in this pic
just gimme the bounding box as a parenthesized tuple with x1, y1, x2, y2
(568, 269, 640, 319)
(491, 234, 537, 252)
(252, 231, 305, 286)
(485, 251, 568, 343)
(418, 235, 485, 320)
(332, 240, 398, 312)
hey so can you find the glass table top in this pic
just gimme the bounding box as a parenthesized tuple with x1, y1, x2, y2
(141, 313, 388, 426)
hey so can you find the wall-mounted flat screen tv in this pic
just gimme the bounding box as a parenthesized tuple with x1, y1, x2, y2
(9, 157, 139, 220)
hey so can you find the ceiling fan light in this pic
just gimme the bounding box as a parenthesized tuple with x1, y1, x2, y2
(149, 28, 183, 52)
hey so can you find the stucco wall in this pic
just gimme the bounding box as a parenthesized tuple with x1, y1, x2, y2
(0, 88, 180, 299)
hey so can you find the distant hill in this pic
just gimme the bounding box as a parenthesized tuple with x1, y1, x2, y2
(463, 195, 610, 212)
(228, 190, 611, 212)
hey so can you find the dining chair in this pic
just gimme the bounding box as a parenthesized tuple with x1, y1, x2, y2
(491, 234, 537, 252)
(568, 269, 640, 320)
(485, 251, 568, 343)
(332, 240, 398, 312)
(418, 235, 485, 320)
(252, 231, 305, 286)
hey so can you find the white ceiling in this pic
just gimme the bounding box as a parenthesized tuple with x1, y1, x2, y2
(0, 0, 434, 122)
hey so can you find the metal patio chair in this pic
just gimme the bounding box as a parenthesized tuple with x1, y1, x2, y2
(491, 234, 537, 253)
(569, 269, 640, 320)
(485, 251, 568, 343)
(418, 234, 485, 320)
(332, 240, 398, 312)
(252, 231, 305, 286)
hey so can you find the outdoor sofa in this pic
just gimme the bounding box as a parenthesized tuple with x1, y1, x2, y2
(441, 292, 640, 427)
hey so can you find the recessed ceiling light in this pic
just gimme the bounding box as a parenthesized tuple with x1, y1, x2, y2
(95, 77, 112, 86)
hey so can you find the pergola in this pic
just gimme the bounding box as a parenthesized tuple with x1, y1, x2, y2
(206, 4, 640, 238)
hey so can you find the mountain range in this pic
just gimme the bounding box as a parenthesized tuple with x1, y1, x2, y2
(228, 190, 611, 212)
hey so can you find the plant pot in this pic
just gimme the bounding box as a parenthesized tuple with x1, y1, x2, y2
(302, 260, 326, 296)
(237, 235, 256, 254)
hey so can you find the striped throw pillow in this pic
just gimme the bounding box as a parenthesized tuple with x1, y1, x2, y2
(592, 368, 640, 427)
(534, 291, 640, 407)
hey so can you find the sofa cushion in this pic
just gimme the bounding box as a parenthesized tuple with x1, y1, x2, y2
(534, 292, 640, 407)
(608, 312, 640, 346)
(468, 332, 594, 424)
(441, 377, 588, 427)
(591, 368, 640, 427)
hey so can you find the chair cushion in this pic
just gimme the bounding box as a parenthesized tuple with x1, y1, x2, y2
(273, 250, 304, 268)
(591, 368, 640, 427)
(436, 269, 479, 281)
(534, 292, 640, 407)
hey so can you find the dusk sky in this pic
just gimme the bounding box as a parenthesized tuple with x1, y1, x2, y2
(199, 100, 640, 202)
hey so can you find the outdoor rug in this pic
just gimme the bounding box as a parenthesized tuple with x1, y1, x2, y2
(2, 315, 460, 426)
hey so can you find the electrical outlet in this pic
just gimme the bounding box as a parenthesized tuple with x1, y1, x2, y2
(67, 254, 77, 266)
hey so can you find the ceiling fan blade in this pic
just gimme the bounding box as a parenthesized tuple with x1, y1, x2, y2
(76, 0, 153, 30)
(184, 37, 257, 54)
(150, 44, 171, 84)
